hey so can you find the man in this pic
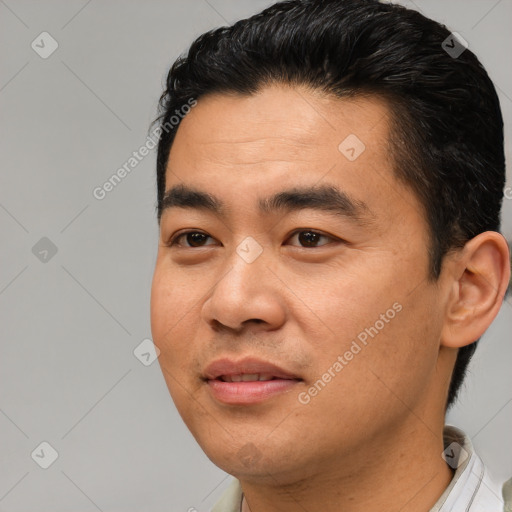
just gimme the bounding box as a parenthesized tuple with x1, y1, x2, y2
(149, 0, 511, 510)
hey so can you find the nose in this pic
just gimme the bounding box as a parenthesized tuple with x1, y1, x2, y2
(201, 240, 286, 333)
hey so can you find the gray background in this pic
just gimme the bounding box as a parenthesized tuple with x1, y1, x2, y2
(0, 0, 511, 510)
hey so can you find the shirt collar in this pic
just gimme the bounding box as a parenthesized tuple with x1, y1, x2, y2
(431, 424, 504, 511)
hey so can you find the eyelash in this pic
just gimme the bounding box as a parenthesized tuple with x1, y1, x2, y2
(167, 229, 340, 248)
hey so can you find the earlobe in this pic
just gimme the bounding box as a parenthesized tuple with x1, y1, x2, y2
(440, 232, 511, 349)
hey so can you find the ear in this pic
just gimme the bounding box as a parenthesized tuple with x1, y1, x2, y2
(440, 232, 511, 349)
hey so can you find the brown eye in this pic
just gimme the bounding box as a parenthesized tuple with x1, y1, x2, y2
(170, 231, 215, 247)
(288, 230, 336, 247)
(168, 229, 339, 249)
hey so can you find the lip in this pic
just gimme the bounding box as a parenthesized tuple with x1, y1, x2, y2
(203, 357, 302, 405)
(203, 357, 301, 381)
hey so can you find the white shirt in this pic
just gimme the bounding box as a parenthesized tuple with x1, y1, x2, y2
(211, 425, 511, 512)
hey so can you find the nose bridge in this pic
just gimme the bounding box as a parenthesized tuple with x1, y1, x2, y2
(220, 234, 268, 298)
(234, 235, 266, 266)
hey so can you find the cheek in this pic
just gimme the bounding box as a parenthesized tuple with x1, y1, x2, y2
(150, 263, 197, 379)
(150, 260, 198, 340)
(150, 272, 202, 423)
(150, 267, 173, 346)
(341, 286, 442, 408)
(294, 298, 441, 452)
(297, 261, 440, 406)
(297, 262, 402, 352)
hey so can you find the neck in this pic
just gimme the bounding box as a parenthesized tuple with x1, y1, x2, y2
(240, 421, 454, 512)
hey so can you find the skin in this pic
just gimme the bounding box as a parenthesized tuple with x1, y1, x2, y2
(150, 84, 510, 512)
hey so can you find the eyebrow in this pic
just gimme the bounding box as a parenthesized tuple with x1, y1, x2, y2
(159, 183, 375, 225)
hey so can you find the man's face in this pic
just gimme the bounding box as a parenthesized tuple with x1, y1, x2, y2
(151, 85, 451, 483)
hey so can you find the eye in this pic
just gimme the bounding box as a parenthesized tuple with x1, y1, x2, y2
(167, 229, 339, 249)
(287, 230, 337, 248)
(168, 231, 216, 248)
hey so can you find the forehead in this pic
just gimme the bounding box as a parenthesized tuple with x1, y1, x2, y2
(168, 85, 392, 169)
(166, 85, 395, 195)
(162, 84, 425, 237)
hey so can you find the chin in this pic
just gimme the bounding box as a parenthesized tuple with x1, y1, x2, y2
(205, 440, 310, 486)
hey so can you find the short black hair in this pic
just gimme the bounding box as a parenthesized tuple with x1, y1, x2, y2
(153, 0, 506, 411)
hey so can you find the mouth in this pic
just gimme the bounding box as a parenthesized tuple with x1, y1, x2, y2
(217, 373, 285, 382)
(203, 357, 302, 405)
